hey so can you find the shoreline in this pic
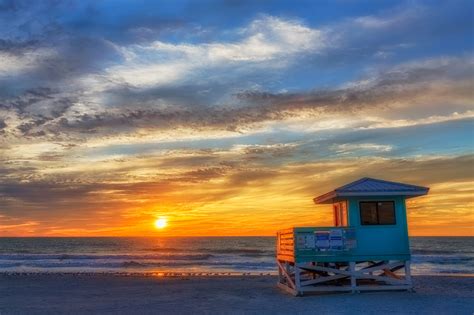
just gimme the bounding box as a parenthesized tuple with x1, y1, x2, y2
(1, 271, 473, 277)
(0, 271, 276, 277)
(1, 274, 473, 314)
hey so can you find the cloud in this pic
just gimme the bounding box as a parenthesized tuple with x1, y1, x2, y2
(105, 16, 325, 88)
(0, 2, 473, 236)
(331, 143, 393, 154)
(0, 5, 472, 143)
(0, 48, 57, 77)
(1, 152, 472, 235)
(360, 110, 474, 129)
(2, 54, 471, 144)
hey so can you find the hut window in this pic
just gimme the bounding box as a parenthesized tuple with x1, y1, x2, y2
(359, 201, 396, 225)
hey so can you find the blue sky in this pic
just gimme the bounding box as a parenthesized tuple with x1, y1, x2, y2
(0, 0, 473, 235)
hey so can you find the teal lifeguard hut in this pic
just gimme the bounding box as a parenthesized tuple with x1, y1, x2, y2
(276, 177, 429, 296)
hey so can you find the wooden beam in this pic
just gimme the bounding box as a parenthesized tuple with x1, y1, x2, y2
(277, 282, 299, 296)
(276, 260, 296, 290)
(356, 273, 407, 285)
(383, 268, 402, 280)
(361, 261, 404, 274)
(300, 274, 349, 286)
(353, 285, 411, 291)
(299, 286, 353, 292)
(298, 264, 352, 276)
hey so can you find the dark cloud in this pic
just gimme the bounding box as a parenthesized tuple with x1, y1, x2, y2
(0, 87, 79, 138)
(175, 167, 227, 183)
(312, 1, 474, 67)
(0, 39, 40, 53)
(227, 169, 278, 186)
(1, 87, 54, 113)
(0, 181, 96, 205)
(0, 178, 179, 221)
(1, 153, 472, 222)
(238, 56, 474, 105)
(23, 56, 468, 138)
(0, 38, 122, 99)
(268, 154, 474, 198)
(0, 0, 471, 142)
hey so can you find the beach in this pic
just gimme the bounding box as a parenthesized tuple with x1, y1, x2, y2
(1, 237, 472, 314)
(1, 274, 473, 314)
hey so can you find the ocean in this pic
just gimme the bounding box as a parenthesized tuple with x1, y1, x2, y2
(0, 237, 472, 275)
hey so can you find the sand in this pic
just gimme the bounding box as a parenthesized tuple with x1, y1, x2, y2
(1, 274, 473, 314)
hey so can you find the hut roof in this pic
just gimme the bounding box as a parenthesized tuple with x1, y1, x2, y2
(314, 177, 429, 204)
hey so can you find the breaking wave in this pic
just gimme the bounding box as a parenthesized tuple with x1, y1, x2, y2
(0, 237, 472, 275)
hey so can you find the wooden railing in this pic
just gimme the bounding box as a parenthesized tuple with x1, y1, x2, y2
(277, 226, 358, 263)
(276, 228, 295, 262)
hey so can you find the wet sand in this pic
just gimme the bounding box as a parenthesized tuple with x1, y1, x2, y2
(1, 274, 473, 314)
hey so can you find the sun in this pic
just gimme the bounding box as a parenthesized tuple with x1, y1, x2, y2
(154, 218, 168, 229)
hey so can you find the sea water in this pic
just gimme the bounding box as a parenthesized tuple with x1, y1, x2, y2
(0, 237, 472, 275)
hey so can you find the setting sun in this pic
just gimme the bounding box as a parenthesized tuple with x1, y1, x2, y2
(154, 218, 168, 229)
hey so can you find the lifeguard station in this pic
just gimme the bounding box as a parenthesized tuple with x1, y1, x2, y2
(276, 177, 429, 296)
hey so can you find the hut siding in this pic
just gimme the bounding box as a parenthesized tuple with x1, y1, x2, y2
(347, 195, 410, 259)
(277, 195, 411, 264)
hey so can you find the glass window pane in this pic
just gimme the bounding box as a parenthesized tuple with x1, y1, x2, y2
(360, 202, 378, 225)
(378, 202, 396, 224)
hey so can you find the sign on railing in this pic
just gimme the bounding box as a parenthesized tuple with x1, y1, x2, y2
(296, 228, 356, 251)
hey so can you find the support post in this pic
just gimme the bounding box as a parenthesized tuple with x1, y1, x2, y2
(405, 260, 413, 290)
(278, 261, 283, 283)
(349, 262, 356, 293)
(295, 265, 302, 296)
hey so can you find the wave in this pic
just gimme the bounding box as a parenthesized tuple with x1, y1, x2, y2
(121, 261, 147, 268)
(412, 249, 474, 255)
(0, 237, 471, 275)
(197, 248, 274, 255)
(0, 259, 276, 271)
(0, 253, 214, 261)
(143, 247, 275, 257)
(142, 247, 183, 252)
(411, 254, 474, 265)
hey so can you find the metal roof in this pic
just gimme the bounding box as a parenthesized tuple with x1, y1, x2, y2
(314, 177, 429, 204)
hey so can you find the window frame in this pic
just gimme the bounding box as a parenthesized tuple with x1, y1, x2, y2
(359, 201, 396, 226)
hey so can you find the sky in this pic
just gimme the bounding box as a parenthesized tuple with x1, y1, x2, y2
(0, 0, 473, 236)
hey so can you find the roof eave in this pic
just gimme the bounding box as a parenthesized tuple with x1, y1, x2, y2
(337, 190, 429, 197)
(314, 189, 429, 204)
(313, 191, 337, 204)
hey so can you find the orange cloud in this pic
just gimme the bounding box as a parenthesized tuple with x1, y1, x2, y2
(2, 155, 472, 236)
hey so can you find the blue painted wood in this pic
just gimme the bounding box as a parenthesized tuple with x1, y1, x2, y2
(346, 195, 410, 257)
(291, 195, 411, 263)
